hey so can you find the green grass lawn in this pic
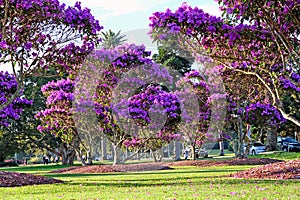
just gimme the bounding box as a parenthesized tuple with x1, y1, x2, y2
(249, 151, 300, 160)
(1, 162, 300, 200)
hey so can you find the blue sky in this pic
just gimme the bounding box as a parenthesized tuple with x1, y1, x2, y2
(60, 0, 221, 50)
(61, 0, 221, 32)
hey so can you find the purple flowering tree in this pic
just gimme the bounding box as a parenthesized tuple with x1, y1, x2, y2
(35, 78, 80, 165)
(125, 84, 182, 162)
(245, 102, 286, 151)
(0, 0, 102, 111)
(222, 68, 285, 157)
(175, 70, 212, 160)
(0, 71, 32, 127)
(149, 1, 300, 127)
(74, 44, 159, 165)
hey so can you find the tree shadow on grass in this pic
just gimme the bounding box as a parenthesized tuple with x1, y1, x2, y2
(0, 164, 82, 173)
(64, 177, 288, 188)
(45, 168, 245, 179)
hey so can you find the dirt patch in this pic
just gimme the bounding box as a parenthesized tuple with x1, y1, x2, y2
(50, 162, 173, 174)
(50, 158, 282, 174)
(231, 159, 300, 179)
(168, 158, 283, 168)
(0, 171, 63, 187)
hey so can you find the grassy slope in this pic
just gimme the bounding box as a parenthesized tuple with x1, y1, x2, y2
(1, 162, 300, 199)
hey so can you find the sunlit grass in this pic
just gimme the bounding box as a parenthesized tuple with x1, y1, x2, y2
(1, 163, 299, 200)
(249, 151, 300, 160)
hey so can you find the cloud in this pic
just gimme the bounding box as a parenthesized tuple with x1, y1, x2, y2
(62, 0, 169, 16)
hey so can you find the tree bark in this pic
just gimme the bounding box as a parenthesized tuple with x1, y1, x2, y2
(150, 149, 157, 162)
(150, 148, 163, 162)
(191, 145, 196, 160)
(112, 144, 123, 165)
(101, 134, 107, 160)
(266, 127, 277, 151)
(235, 118, 245, 159)
(219, 134, 224, 156)
(174, 141, 181, 161)
(59, 142, 76, 165)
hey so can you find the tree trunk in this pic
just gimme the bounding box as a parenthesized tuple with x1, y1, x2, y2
(191, 145, 196, 160)
(59, 142, 77, 165)
(266, 128, 277, 151)
(87, 150, 92, 165)
(60, 145, 76, 165)
(157, 148, 163, 162)
(150, 149, 163, 162)
(174, 141, 181, 161)
(150, 149, 157, 162)
(101, 135, 107, 160)
(219, 134, 224, 156)
(235, 118, 245, 158)
(112, 144, 123, 165)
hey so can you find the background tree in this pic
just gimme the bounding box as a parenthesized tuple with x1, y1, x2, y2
(74, 44, 153, 165)
(8, 72, 63, 159)
(175, 70, 211, 160)
(152, 46, 192, 75)
(0, 71, 32, 161)
(100, 30, 127, 49)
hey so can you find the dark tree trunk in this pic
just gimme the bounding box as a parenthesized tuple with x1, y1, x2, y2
(234, 118, 246, 158)
(174, 141, 181, 161)
(266, 128, 277, 151)
(60, 145, 76, 165)
(101, 134, 107, 160)
(191, 145, 196, 160)
(59, 141, 78, 165)
(150, 148, 162, 162)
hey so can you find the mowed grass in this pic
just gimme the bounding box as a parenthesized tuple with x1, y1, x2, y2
(1, 163, 300, 200)
(249, 151, 300, 160)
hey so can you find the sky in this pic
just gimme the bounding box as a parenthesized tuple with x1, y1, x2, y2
(61, 0, 221, 32)
(0, 0, 221, 72)
(60, 0, 221, 50)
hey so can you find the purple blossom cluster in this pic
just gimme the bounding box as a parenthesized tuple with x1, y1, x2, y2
(149, 3, 222, 34)
(0, 71, 32, 127)
(36, 107, 73, 135)
(123, 138, 144, 149)
(128, 84, 180, 125)
(156, 131, 182, 142)
(0, 0, 103, 74)
(245, 102, 286, 126)
(280, 77, 300, 92)
(36, 78, 74, 138)
(218, 0, 299, 36)
(112, 44, 152, 68)
(41, 78, 74, 96)
(149, 2, 272, 50)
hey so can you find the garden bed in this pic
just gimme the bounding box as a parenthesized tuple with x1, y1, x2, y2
(231, 159, 300, 179)
(0, 171, 63, 187)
